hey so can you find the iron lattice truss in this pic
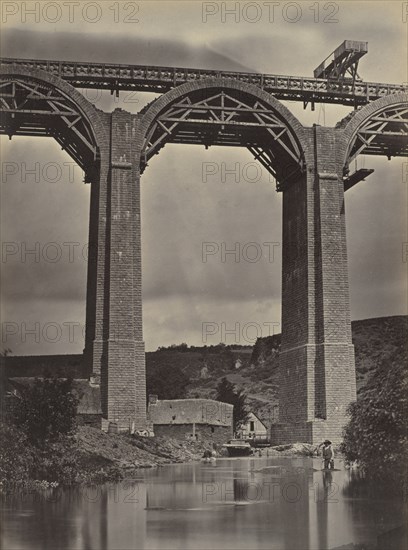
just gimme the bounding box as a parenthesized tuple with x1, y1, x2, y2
(346, 103, 408, 168)
(1, 57, 407, 107)
(141, 90, 304, 189)
(0, 76, 99, 182)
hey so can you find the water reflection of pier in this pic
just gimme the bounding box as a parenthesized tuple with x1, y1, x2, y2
(2, 459, 404, 549)
(61, 460, 370, 549)
(79, 482, 147, 549)
(142, 459, 330, 550)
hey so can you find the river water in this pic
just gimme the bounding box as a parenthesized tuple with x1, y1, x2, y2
(1, 456, 403, 550)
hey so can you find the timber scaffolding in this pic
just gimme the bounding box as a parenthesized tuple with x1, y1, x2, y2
(1, 56, 407, 107)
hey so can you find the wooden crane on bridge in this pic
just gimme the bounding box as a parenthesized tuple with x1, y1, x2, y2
(314, 40, 368, 85)
(313, 41, 375, 191)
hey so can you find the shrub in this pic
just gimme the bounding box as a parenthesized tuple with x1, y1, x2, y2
(31, 436, 81, 483)
(13, 377, 79, 446)
(0, 422, 36, 485)
(2, 378, 124, 487)
(341, 349, 408, 486)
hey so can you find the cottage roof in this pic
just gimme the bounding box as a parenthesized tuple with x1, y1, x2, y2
(148, 398, 233, 426)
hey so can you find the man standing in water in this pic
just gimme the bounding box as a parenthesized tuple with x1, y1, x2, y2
(319, 440, 334, 469)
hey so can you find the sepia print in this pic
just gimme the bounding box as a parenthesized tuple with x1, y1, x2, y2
(0, 1, 407, 549)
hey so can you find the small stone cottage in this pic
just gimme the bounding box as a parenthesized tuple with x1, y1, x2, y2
(148, 396, 233, 444)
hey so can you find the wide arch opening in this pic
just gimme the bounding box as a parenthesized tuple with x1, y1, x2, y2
(139, 81, 307, 191)
(1, 135, 91, 356)
(0, 72, 100, 183)
(344, 154, 407, 322)
(138, 81, 308, 352)
(140, 142, 283, 352)
(0, 71, 105, 360)
(344, 102, 408, 172)
(340, 97, 408, 325)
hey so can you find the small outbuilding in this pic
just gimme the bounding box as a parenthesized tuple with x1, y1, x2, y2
(237, 412, 268, 440)
(148, 396, 233, 444)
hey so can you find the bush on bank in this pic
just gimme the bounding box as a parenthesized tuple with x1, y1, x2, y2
(12, 376, 79, 446)
(341, 349, 407, 488)
(1, 376, 123, 489)
(0, 423, 36, 485)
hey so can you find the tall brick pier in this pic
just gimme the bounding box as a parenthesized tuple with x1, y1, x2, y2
(1, 55, 406, 441)
(274, 125, 357, 445)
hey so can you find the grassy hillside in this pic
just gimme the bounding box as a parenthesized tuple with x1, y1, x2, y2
(4, 316, 406, 430)
(146, 316, 408, 427)
(352, 316, 407, 390)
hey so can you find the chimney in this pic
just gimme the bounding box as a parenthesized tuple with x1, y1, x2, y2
(89, 372, 100, 387)
(149, 394, 158, 405)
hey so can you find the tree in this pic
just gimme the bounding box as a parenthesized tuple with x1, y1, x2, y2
(12, 376, 79, 446)
(216, 377, 249, 433)
(157, 343, 189, 352)
(340, 349, 408, 486)
(146, 363, 189, 401)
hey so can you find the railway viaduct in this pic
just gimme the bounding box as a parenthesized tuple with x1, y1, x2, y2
(1, 42, 407, 443)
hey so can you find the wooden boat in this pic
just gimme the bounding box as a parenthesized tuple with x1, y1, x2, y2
(223, 439, 253, 457)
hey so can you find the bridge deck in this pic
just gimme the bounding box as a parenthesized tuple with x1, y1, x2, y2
(1, 57, 406, 106)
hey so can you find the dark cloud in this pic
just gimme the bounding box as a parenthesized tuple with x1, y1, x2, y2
(1, 28, 252, 72)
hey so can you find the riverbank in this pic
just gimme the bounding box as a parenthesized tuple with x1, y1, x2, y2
(0, 422, 213, 490)
(75, 428, 322, 472)
(75, 425, 209, 470)
(73, 429, 331, 480)
(1, 420, 327, 491)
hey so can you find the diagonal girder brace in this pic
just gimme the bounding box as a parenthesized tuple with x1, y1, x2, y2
(0, 77, 99, 180)
(346, 104, 408, 166)
(141, 90, 304, 181)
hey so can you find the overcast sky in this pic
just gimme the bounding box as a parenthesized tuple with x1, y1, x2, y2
(1, 1, 407, 354)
